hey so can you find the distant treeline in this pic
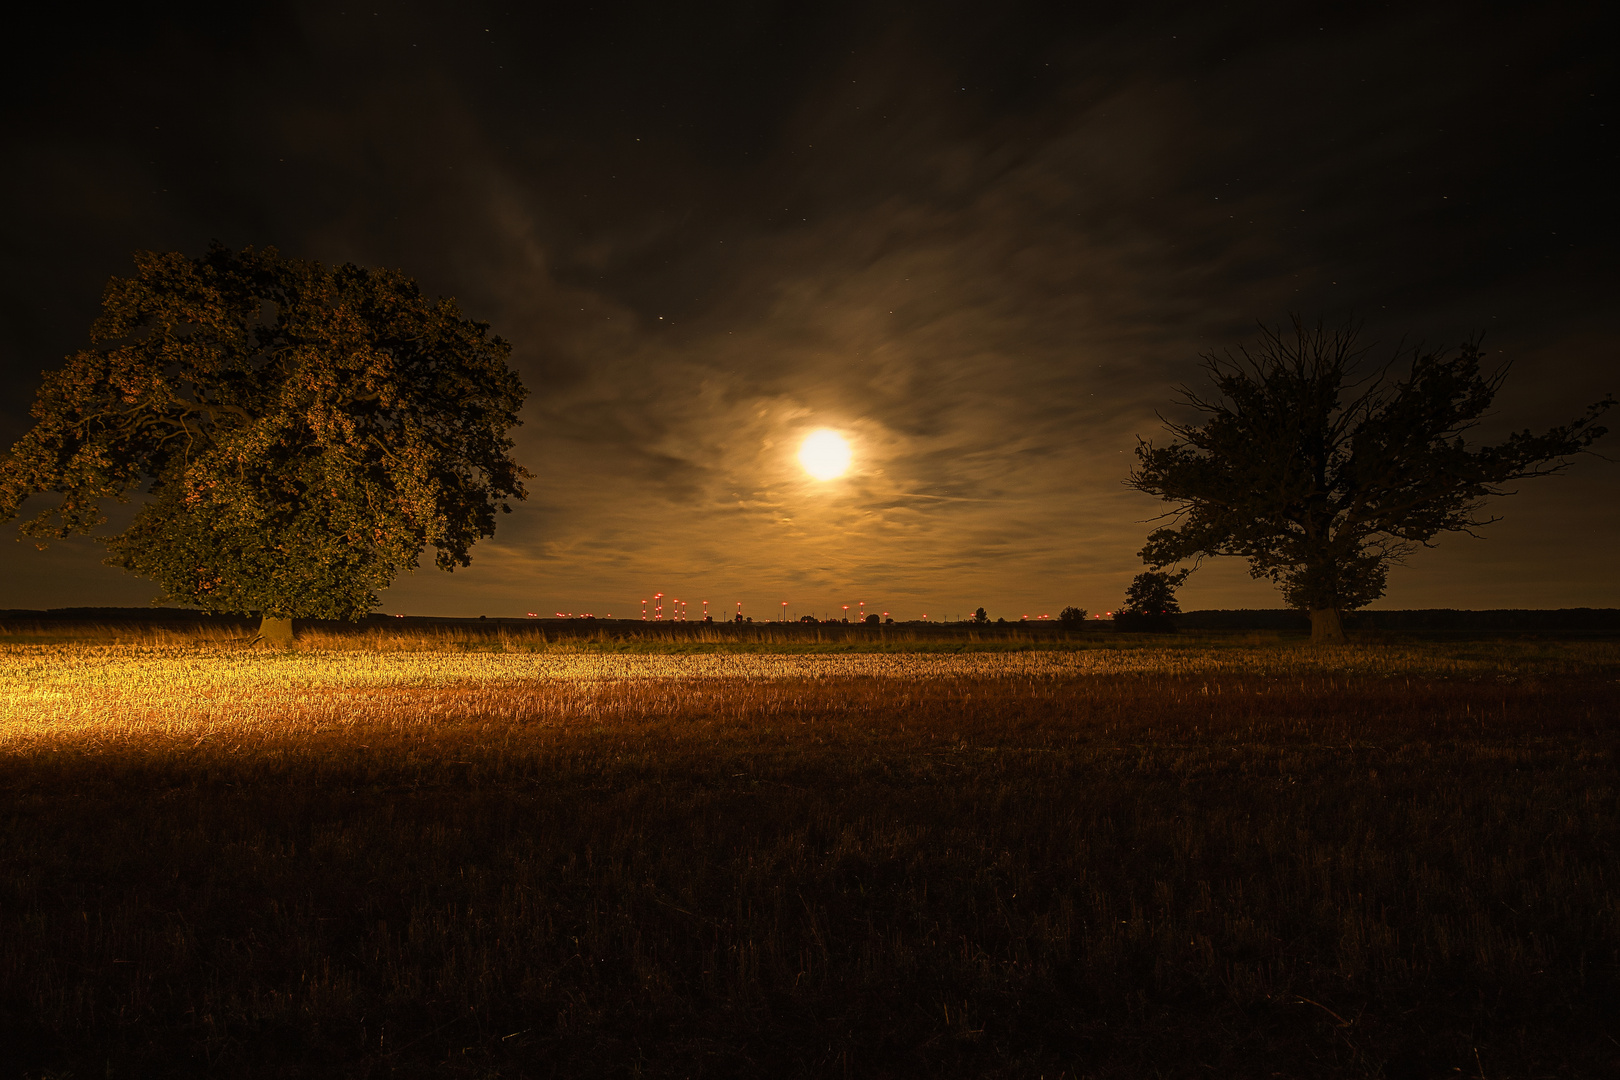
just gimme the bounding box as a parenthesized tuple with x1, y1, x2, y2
(0, 607, 257, 625)
(1179, 608, 1620, 632)
(3, 607, 1618, 636)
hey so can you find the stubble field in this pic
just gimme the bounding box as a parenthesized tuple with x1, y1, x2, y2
(1, 628, 1616, 1078)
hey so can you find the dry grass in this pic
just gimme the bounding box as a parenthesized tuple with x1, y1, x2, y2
(1, 637, 1616, 1078)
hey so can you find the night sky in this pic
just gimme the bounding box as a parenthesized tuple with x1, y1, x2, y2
(2, 1, 1615, 619)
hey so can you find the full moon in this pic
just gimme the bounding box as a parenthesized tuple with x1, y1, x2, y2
(798, 429, 852, 480)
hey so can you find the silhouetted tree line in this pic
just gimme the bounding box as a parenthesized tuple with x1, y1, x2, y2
(1174, 609, 1620, 632)
(4, 606, 1616, 634)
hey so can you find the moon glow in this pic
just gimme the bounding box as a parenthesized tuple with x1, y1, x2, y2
(798, 429, 852, 480)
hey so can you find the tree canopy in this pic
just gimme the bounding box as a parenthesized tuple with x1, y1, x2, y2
(1057, 605, 1087, 626)
(1121, 569, 1189, 616)
(1113, 570, 1188, 633)
(0, 246, 529, 638)
(1126, 321, 1611, 642)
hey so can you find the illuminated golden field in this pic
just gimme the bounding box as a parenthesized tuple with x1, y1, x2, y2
(4, 637, 1612, 744)
(2, 633, 1616, 1078)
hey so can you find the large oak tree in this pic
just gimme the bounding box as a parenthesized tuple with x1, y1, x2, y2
(0, 246, 529, 643)
(1127, 321, 1611, 643)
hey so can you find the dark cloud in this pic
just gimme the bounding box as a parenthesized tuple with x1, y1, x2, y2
(2, 0, 1615, 617)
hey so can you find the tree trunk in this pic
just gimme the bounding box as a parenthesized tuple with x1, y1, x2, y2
(254, 614, 294, 647)
(1309, 607, 1345, 645)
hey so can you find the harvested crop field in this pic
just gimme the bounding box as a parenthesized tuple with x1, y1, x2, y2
(1, 637, 1617, 1077)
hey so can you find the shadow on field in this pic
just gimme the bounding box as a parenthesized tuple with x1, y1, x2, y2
(1, 665, 1617, 1077)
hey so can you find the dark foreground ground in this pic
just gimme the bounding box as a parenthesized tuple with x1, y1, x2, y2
(2, 659, 1617, 1077)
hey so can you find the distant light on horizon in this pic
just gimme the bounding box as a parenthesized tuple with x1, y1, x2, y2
(798, 429, 851, 480)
